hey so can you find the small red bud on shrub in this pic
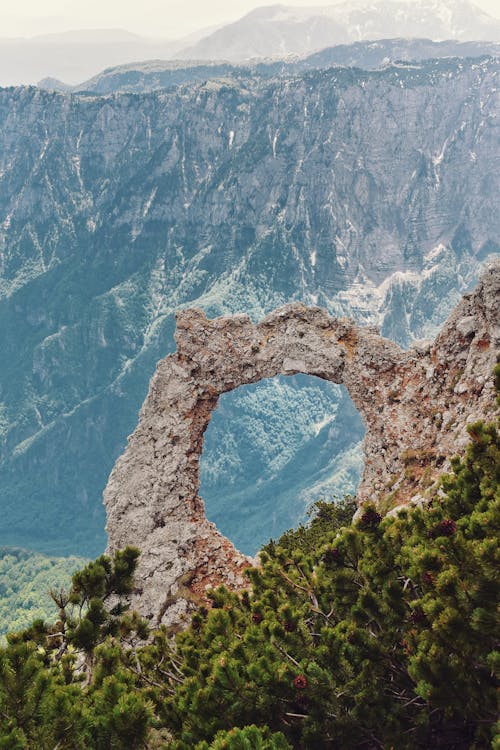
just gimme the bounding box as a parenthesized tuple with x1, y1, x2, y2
(437, 519, 457, 536)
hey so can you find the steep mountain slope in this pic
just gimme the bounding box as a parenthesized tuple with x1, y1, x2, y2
(0, 56, 498, 556)
(178, 0, 500, 60)
(41, 39, 500, 95)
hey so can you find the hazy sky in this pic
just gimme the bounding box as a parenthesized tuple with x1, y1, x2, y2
(2, 0, 500, 39)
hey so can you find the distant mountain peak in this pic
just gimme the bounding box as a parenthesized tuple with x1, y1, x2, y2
(177, 0, 500, 60)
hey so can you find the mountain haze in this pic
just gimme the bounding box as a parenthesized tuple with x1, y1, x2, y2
(178, 0, 500, 60)
(2, 0, 500, 86)
(0, 27, 216, 87)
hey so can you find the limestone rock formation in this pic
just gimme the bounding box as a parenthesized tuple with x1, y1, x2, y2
(104, 261, 499, 626)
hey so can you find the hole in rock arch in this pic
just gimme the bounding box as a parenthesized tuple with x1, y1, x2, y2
(199, 374, 365, 556)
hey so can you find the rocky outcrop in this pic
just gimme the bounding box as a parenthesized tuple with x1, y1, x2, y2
(104, 260, 499, 626)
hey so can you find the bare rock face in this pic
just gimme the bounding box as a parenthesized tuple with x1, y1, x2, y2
(104, 260, 499, 626)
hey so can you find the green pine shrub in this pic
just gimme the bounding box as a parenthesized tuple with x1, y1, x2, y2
(195, 725, 291, 749)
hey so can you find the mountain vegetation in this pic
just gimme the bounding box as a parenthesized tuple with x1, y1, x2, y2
(0, 549, 86, 638)
(0, 372, 497, 748)
(201, 377, 364, 553)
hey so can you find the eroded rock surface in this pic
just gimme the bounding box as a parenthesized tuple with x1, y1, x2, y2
(104, 261, 499, 626)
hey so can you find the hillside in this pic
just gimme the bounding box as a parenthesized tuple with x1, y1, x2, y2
(0, 548, 87, 637)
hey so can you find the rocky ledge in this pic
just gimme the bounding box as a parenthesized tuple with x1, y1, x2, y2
(104, 260, 499, 626)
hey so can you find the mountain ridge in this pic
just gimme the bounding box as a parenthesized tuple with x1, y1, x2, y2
(2, 0, 500, 85)
(36, 38, 500, 94)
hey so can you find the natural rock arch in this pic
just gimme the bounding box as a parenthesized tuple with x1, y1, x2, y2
(104, 262, 499, 626)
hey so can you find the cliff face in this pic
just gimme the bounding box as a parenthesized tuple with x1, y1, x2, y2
(0, 56, 498, 556)
(104, 262, 499, 626)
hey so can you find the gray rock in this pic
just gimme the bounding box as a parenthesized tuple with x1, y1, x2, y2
(456, 316, 476, 338)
